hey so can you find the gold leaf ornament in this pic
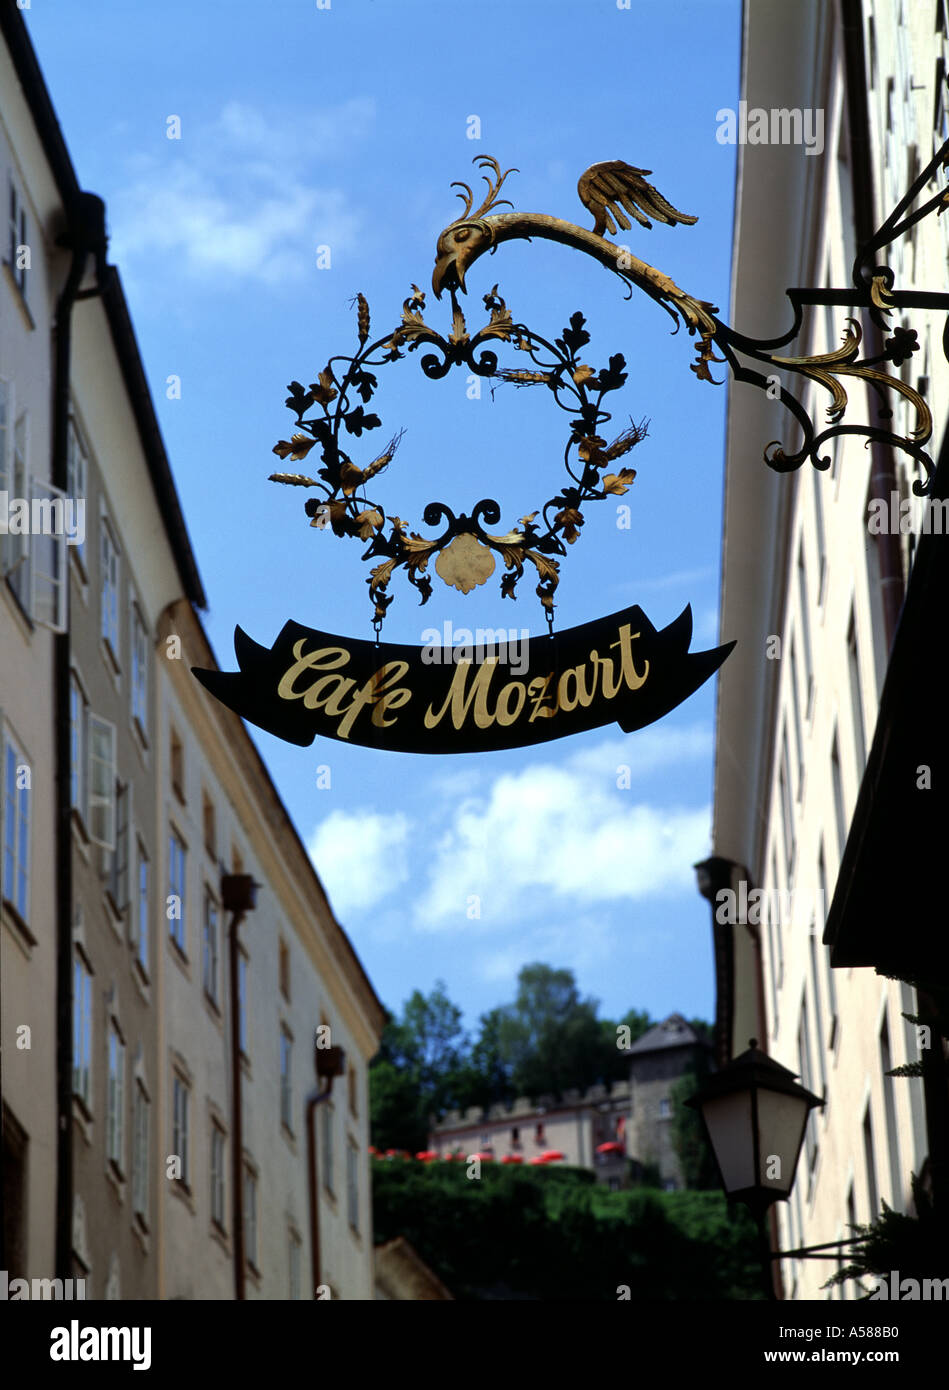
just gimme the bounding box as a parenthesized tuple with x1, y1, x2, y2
(434, 533, 497, 593)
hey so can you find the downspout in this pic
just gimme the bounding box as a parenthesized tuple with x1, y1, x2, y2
(222, 873, 258, 1300)
(53, 193, 108, 1282)
(306, 1044, 345, 1297)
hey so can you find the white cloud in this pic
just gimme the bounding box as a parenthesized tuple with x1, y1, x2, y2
(108, 99, 373, 286)
(413, 756, 711, 930)
(308, 808, 410, 917)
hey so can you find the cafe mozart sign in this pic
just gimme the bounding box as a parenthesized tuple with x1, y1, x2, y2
(193, 606, 733, 755)
(197, 154, 843, 753)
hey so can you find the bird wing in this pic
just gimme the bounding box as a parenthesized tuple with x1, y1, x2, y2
(577, 161, 698, 237)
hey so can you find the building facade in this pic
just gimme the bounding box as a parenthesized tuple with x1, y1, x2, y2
(706, 0, 946, 1300)
(0, 4, 384, 1300)
(626, 1014, 711, 1191)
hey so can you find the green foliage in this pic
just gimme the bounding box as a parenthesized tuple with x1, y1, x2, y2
(372, 1160, 763, 1300)
(669, 1065, 718, 1190)
(822, 1175, 949, 1298)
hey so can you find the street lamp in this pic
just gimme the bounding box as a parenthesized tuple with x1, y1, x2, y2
(687, 1039, 823, 1297)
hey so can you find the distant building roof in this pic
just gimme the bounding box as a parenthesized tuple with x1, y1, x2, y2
(626, 1013, 706, 1056)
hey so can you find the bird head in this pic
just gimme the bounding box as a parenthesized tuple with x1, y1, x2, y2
(432, 157, 517, 298)
(432, 218, 494, 298)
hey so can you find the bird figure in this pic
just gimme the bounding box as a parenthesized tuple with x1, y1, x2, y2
(432, 156, 721, 376)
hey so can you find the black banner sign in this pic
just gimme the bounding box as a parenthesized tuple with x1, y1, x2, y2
(192, 605, 734, 754)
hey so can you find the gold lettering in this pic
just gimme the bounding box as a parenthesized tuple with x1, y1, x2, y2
(424, 659, 498, 730)
(609, 624, 649, 691)
(338, 661, 411, 739)
(557, 663, 595, 712)
(527, 673, 557, 721)
(494, 679, 526, 727)
(277, 641, 350, 700)
(303, 675, 357, 713)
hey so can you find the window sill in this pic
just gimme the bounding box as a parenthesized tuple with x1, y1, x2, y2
(169, 936, 190, 976)
(2, 261, 34, 330)
(170, 1179, 196, 1216)
(131, 1216, 150, 1257)
(105, 1161, 126, 1204)
(210, 1222, 230, 1258)
(281, 1122, 297, 1155)
(131, 958, 151, 1005)
(2, 898, 35, 950)
(72, 1095, 94, 1147)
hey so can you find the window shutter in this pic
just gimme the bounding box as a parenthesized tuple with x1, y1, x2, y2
(87, 714, 116, 850)
(30, 476, 68, 632)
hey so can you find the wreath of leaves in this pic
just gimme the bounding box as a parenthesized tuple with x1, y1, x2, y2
(270, 287, 645, 627)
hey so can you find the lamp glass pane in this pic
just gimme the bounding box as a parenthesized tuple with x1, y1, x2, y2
(701, 1091, 754, 1193)
(756, 1088, 810, 1196)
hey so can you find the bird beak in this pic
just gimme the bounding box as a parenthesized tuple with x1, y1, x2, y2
(432, 249, 466, 300)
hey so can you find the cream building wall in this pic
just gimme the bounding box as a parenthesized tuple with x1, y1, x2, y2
(157, 601, 384, 1301)
(0, 28, 61, 1284)
(714, 0, 945, 1300)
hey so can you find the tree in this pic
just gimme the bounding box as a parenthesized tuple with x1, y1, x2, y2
(669, 1063, 718, 1190)
(496, 963, 606, 1098)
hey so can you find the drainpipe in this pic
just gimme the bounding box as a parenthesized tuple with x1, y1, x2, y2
(53, 193, 108, 1282)
(305, 1044, 345, 1297)
(222, 873, 259, 1299)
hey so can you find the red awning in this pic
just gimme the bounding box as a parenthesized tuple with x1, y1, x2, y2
(596, 1141, 625, 1155)
(500, 1153, 524, 1164)
(539, 1150, 565, 1162)
(415, 1150, 438, 1161)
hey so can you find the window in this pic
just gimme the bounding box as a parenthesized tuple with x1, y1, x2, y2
(863, 1106, 879, 1221)
(3, 411, 30, 610)
(289, 1230, 302, 1300)
(658, 1097, 672, 1119)
(321, 1103, 334, 1194)
(347, 1140, 359, 1232)
(7, 178, 28, 297)
(847, 609, 867, 777)
(817, 843, 838, 1047)
(66, 418, 87, 572)
(172, 1074, 190, 1187)
(789, 636, 804, 793)
(134, 840, 149, 975)
(72, 953, 93, 1107)
(3, 733, 30, 922)
(831, 730, 848, 866)
(203, 890, 219, 1004)
(879, 1016, 902, 1211)
(797, 996, 818, 1183)
(348, 1063, 358, 1119)
(100, 517, 120, 664)
(811, 465, 826, 602)
(244, 1167, 258, 1269)
(278, 938, 290, 1001)
(280, 1027, 293, 1131)
(202, 792, 216, 859)
(168, 828, 186, 953)
(535, 1122, 545, 1144)
(69, 677, 85, 815)
(780, 726, 795, 876)
(170, 727, 185, 802)
(132, 1084, 149, 1223)
(106, 1024, 126, 1172)
(510, 1125, 519, 1146)
(210, 1124, 226, 1230)
(130, 604, 148, 736)
(797, 544, 813, 714)
(238, 952, 249, 1056)
(87, 715, 116, 851)
(105, 781, 130, 914)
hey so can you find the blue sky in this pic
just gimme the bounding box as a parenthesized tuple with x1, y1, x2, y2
(27, 0, 742, 1032)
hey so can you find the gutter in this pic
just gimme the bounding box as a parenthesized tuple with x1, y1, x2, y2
(53, 192, 109, 1281)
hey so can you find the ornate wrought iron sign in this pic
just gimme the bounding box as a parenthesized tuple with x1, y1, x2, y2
(196, 147, 949, 753)
(193, 606, 732, 755)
